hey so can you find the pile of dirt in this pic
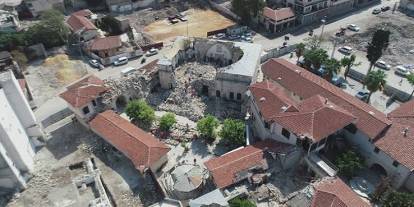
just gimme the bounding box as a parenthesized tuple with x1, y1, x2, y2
(345, 17, 414, 65)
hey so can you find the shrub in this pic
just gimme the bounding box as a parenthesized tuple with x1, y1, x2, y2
(196, 115, 219, 141)
(219, 118, 245, 148)
(125, 99, 155, 129)
(159, 112, 176, 131)
(335, 150, 364, 178)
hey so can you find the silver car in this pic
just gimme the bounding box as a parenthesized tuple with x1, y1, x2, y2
(375, 60, 391, 70)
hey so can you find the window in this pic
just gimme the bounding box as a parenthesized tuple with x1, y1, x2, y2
(392, 161, 399, 167)
(282, 128, 290, 139)
(216, 90, 221, 97)
(374, 147, 380, 153)
(237, 93, 242, 100)
(230, 92, 234, 100)
(92, 100, 97, 106)
(82, 106, 90, 114)
(264, 122, 270, 129)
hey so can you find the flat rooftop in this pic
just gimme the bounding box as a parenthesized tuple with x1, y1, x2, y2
(220, 41, 262, 77)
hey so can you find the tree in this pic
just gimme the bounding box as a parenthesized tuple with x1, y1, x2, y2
(231, 0, 265, 24)
(303, 48, 329, 70)
(323, 58, 341, 81)
(196, 115, 219, 141)
(407, 73, 414, 99)
(335, 150, 364, 178)
(27, 9, 69, 48)
(10, 50, 28, 71)
(382, 191, 414, 207)
(219, 119, 245, 148)
(159, 112, 176, 132)
(304, 36, 321, 50)
(229, 198, 256, 207)
(98, 16, 123, 35)
(366, 29, 391, 75)
(125, 99, 155, 129)
(295, 43, 306, 62)
(365, 70, 387, 103)
(340, 54, 360, 80)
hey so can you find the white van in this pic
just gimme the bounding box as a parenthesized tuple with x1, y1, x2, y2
(120, 67, 136, 77)
(113, 56, 128, 66)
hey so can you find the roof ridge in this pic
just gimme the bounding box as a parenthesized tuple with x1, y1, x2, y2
(208, 147, 263, 171)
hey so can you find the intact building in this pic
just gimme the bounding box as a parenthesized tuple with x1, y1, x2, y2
(0, 70, 44, 193)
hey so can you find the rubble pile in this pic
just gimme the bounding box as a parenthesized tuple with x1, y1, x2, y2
(152, 62, 217, 121)
(102, 73, 153, 108)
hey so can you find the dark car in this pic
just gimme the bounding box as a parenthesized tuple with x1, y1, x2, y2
(355, 91, 369, 101)
(381, 6, 390, 11)
(372, 8, 381, 14)
(331, 75, 345, 87)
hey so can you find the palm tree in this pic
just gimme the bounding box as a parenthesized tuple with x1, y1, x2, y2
(324, 58, 341, 81)
(295, 43, 306, 62)
(340, 54, 360, 80)
(365, 70, 387, 103)
(303, 48, 329, 70)
(407, 73, 414, 99)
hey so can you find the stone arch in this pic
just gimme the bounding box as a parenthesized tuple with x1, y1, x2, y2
(370, 163, 388, 177)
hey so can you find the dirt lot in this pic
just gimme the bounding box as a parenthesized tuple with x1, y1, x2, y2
(144, 9, 235, 42)
(25, 54, 89, 106)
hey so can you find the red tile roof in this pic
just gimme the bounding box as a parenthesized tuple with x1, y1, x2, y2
(249, 81, 298, 120)
(66, 14, 97, 33)
(59, 75, 108, 108)
(271, 95, 357, 142)
(263, 7, 295, 22)
(90, 110, 170, 172)
(262, 58, 391, 139)
(90, 36, 122, 51)
(373, 100, 414, 170)
(312, 178, 370, 207)
(204, 140, 291, 188)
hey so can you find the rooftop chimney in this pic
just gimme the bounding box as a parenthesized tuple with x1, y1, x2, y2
(260, 97, 266, 102)
(403, 127, 409, 137)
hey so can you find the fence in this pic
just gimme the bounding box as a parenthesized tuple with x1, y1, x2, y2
(260, 44, 297, 63)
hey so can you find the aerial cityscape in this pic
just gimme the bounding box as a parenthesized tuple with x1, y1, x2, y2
(0, 0, 413, 206)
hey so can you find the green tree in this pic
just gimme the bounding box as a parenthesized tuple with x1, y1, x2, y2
(407, 73, 414, 99)
(304, 36, 321, 50)
(323, 58, 341, 81)
(125, 99, 155, 129)
(340, 54, 360, 80)
(382, 191, 414, 207)
(27, 9, 69, 48)
(229, 198, 256, 207)
(159, 112, 176, 132)
(98, 16, 123, 35)
(0, 32, 28, 50)
(10, 50, 28, 70)
(365, 70, 387, 103)
(366, 29, 391, 75)
(196, 115, 219, 141)
(295, 43, 306, 62)
(335, 150, 364, 178)
(231, 0, 264, 24)
(303, 48, 329, 70)
(219, 119, 245, 148)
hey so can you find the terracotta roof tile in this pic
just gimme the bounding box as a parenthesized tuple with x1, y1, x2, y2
(66, 14, 97, 33)
(312, 178, 370, 207)
(263, 7, 295, 22)
(72, 9, 93, 18)
(89, 110, 170, 171)
(59, 75, 108, 108)
(262, 58, 391, 139)
(90, 36, 122, 51)
(204, 140, 291, 188)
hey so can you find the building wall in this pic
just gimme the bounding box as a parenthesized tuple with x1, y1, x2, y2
(0, 90, 35, 173)
(215, 77, 248, 101)
(81, 30, 98, 42)
(344, 129, 411, 188)
(0, 143, 27, 190)
(328, 0, 354, 17)
(404, 172, 414, 192)
(150, 154, 168, 173)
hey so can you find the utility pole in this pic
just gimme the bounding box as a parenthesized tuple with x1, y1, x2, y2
(319, 16, 327, 40)
(331, 38, 339, 58)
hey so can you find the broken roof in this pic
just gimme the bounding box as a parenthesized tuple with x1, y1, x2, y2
(89, 36, 122, 51)
(271, 95, 357, 142)
(263, 7, 295, 22)
(312, 178, 370, 207)
(204, 140, 291, 188)
(89, 110, 170, 172)
(59, 75, 107, 108)
(262, 58, 391, 139)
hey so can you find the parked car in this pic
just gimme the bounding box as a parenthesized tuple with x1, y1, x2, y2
(228, 35, 240, 40)
(355, 90, 369, 101)
(170, 19, 179, 24)
(381, 6, 390, 11)
(145, 48, 158, 57)
(215, 33, 225, 39)
(178, 16, 187, 22)
(89, 59, 100, 68)
(375, 60, 391, 70)
(113, 57, 128, 66)
(347, 24, 360, 32)
(338, 46, 353, 55)
(395, 65, 410, 77)
(372, 8, 381, 14)
(331, 75, 345, 87)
